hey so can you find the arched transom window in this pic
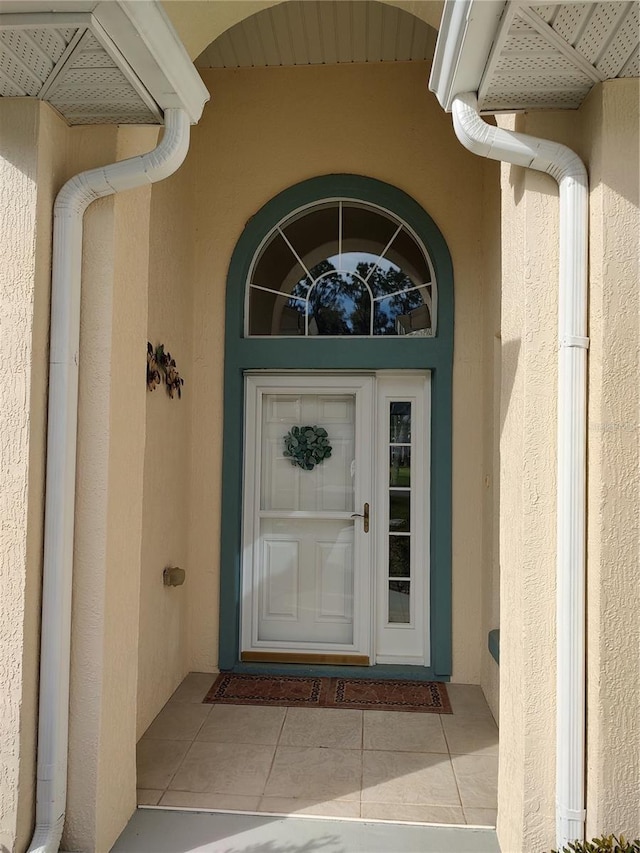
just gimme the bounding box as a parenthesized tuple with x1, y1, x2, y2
(247, 200, 437, 337)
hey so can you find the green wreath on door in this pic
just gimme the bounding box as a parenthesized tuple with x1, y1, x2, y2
(283, 426, 332, 471)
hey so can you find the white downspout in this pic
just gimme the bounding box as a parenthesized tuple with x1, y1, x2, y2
(451, 92, 588, 850)
(28, 107, 190, 853)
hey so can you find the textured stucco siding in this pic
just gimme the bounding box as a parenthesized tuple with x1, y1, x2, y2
(136, 147, 196, 740)
(480, 160, 502, 724)
(0, 98, 40, 853)
(580, 79, 640, 840)
(496, 114, 563, 852)
(495, 81, 640, 852)
(0, 100, 73, 853)
(62, 125, 157, 853)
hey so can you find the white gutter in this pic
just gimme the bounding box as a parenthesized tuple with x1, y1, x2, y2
(451, 92, 588, 849)
(28, 107, 190, 853)
(428, 0, 506, 112)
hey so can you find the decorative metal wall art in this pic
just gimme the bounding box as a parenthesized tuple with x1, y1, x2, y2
(147, 342, 184, 398)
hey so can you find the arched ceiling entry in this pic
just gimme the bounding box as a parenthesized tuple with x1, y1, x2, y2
(163, 0, 443, 63)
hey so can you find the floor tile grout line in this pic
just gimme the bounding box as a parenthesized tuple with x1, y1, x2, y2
(191, 702, 214, 743)
(262, 707, 288, 798)
(156, 741, 190, 803)
(277, 706, 289, 747)
(160, 701, 205, 799)
(440, 713, 454, 754)
(448, 751, 466, 817)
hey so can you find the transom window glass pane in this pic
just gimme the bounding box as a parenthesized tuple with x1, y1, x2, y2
(247, 200, 436, 337)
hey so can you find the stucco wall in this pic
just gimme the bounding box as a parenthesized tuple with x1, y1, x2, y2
(0, 97, 40, 853)
(495, 79, 640, 852)
(63, 124, 157, 853)
(480, 163, 502, 724)
(496, 111, 564, 853)
(182, 60, 500, 683)
(578, 79, 640, 840)
(0, 99, 73, 853)
(137, 148, 196, 739)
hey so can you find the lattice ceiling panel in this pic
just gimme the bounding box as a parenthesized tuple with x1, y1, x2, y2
(0, 19, 160, 124)
(480, 1, 640, 111)
(0, 25, 78, 97)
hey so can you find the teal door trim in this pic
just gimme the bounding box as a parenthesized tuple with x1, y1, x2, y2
(219, 175, 454, 678)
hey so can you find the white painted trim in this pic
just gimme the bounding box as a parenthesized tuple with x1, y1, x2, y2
(451, 92, 588, 850)
(28, 109, 191, 853)
(0, 12, 94, 28)
(94, 1, 210, 122)
(428, 0, 507, 111)
(374, 372, 431, 665)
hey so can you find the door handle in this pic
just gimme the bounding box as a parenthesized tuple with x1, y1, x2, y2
(350, 502, 370, 533)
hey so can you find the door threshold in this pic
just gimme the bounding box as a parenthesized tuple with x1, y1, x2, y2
(241, 651, 370, 665)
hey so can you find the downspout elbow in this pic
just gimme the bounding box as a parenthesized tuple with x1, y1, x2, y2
(452, 92, 587, 184)
(54, 108, 191, 217)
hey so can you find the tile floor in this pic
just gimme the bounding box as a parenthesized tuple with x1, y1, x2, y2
(136, 672, 498, 827)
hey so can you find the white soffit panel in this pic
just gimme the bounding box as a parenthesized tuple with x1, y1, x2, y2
(0, 12, 160, 123)
(0, 2, 209, 125)
(479, 1, 640, 111)
(195, 0, 437, 69)
(47, 27, 161, 124)
(0, 23, 78, 97)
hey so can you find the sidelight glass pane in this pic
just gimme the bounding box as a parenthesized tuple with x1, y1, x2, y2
(389, 491, 410, 532)
(389, 447, 411, 487)
(389, 535, 410, 576)
(390, 402, 411, 443)
(389, 580, 410, 623)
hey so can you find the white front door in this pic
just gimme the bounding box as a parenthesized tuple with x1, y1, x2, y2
(241, 372, 430, 666)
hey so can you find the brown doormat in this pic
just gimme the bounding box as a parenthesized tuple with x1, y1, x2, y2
(203, 673, 451, 714)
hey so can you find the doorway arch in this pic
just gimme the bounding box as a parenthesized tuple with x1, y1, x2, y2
(219, 174, 453, 678)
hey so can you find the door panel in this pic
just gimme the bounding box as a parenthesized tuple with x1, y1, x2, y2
(257, 518, 354, 644)
(241, 372, 429, 665)
(242, 375, 373, 659)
